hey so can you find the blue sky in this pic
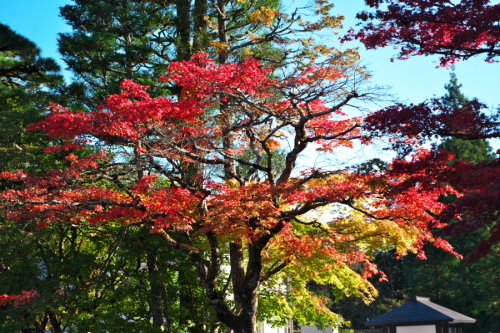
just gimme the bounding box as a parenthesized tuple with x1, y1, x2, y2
(1, 0, 499, 105)
(0, 0, 71, 66)
(1, 0, 499, 149)
(332, 0, 500, 106)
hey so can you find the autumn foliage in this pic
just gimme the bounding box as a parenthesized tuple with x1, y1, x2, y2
(0, 290, 38, 307)
(349, 0, 500, 66)
(350, 0, 500, 263)
(0, 53, 467, 332)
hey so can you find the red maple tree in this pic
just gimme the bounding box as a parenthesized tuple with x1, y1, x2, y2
(348, 0, 500, 66)
(349, 0, 500, 263)
(0, 53, 463, 332)
(0, 290, 38, 307)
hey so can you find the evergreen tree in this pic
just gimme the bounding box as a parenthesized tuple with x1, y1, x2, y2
(401, 73, 498, 333)
(438, 72, 495, 164)
(58, 0, 175, 108)
(57, 0, 285, 109)
(0, 23, 61, 88)
(0, 23, 65, 174)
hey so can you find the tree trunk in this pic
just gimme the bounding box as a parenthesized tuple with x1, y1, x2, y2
(193, 0, 209, 52)
(216, 0, 229, 65)
(147, 249, 171, 332)
(230, 243, 245, 315)
(47, 309, 63, 332)
(179, 264, 207, 333)
(176, 0, 192, 60)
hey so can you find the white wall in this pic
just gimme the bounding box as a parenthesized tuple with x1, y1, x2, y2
(259, 321, 292, 333)
(396, 325, 435, 333)
(258, 322, 338, 333)
(301, 326, 338, 333)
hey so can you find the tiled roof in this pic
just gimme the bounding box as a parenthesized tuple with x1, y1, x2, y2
(365, 296, 476, 326)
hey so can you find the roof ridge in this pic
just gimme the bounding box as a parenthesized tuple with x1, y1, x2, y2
(415, 297, 476, 323)
(365, 296, 476, 326)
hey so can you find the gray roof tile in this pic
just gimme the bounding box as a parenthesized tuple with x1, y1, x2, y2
(366, 296, 476, 326)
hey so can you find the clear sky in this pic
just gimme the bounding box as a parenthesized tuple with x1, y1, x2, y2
(2, 0, 499, 103)
(1, 0, 498, 149)
(332, 0, 500, 106)
(0, 0, 71, 68)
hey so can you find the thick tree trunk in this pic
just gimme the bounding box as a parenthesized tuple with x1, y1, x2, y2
(146, 249, 171, 332)
(230, 243, 245, 314)
(176, 0, 192, 60)
(216, 0, 229, 65)
(179, 265, 207, 333)
(234, 309, 259, 333)
(216, 242, 267, 333)
(47, 309, 63, 332)
(193, 0, 209, 52)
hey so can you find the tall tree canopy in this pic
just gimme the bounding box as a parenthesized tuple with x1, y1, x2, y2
(3, 2, 359, 332)
(438, 72, 496, 165)
(58, 0, 339, 108)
